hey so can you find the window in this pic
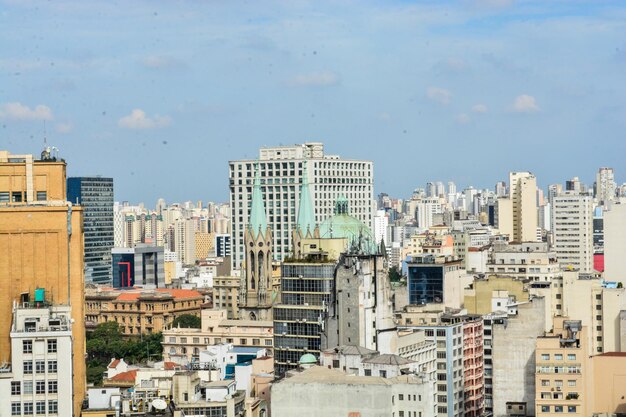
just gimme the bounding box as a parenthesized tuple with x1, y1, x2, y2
(379, 370, 387, 378)
(240, 338, 247, 345)
(36, 401, 46, 414)
(253, 339, 260, 346)
(48, 380, 58, 393)
(541, 406, 550, 413)
(180, 337, 187, 343)
(23, 340, 33, 353)
(332, 360, 340, 368)
(36, 380, 46, 394)
(568, 406, 577, 413)
(48, 360, 57, 373)
(568, 380, 576, 387)
(24, 360, 33, 374)
(9, 381, 21, 397)
(541, 354, 550, 360)
(47, 339, 57, 353)
(555, 406, 563, 413)
(24, 380, 33, 394)
(567, 354, 576, 361)
(169, 337, 176, 343)
(555, 354, 563, 360)
(24, 402, 33, 415)
(541, 380, 550, 386)
(11, 403, 20, 416)
(364, 369, 371, 376)
(36, 191, 47, 201)
(36, 361, 45, 373)
(264, 339, 272, 346)
(399, 394, 404, 401)
(48, 400, 58, 415)
(12, 192, 23, 203)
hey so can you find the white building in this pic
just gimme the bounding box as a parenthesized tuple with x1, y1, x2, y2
(229, 142, 374, 269)
(509, 171, 538, 242)
(551, 193, 594, 272)
(602, 201, 626, 286)
(0, 302, 74, 417)
(596, 167, 616, 207)
(373, 209, 389, 247)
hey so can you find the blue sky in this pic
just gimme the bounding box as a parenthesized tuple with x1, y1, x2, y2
(1, 0, 625, 204)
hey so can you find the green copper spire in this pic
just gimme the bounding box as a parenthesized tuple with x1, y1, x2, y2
(249, 162, 268, 238)
(297, 163, 315, 235)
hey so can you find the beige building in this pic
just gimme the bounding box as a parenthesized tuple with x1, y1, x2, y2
(194, 231, 214, 260)
(535, 318, 589, 417)
(162, 309, 273, 363)
(0, 150, 86, 415)
(588, 353, 626, 415)
(212, 276, 242, 319)
(464, 275, 529, 315)
(85, 287, 204, 335)
(510, 171, 538, 242)
(271, 365, 435, 417)
(603, 202, 626, 285)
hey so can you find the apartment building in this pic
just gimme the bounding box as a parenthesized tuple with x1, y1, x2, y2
(551, 193, 594, 272)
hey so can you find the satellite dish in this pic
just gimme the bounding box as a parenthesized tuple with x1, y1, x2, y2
(151, 399, 167, 411)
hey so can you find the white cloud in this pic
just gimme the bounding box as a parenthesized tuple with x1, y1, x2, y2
(426, 87, 452, 105)
(513, 94, 540, 113)
(472, 104, 488, 113)
(142, 55, 184, 70)
(288, 71, 339, 87)
(118, 109, 171, 129)
(0, 102, 53, 121)
(55, 123, 73, 133)
(456, 113, 471, 124)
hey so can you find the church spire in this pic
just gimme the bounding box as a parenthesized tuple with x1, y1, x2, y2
(296, 163, 315, 236)
(249, 162, 268, 238)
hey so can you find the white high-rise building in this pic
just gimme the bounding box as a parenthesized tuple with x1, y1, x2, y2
(415, 198, 443, 229)
(596, 167, 616, 207)
(0, 302, 74, 417)
(373, 209, 389, 247)
(603, 202, 626, 285)
(552, 193, 594, 272)
(229, 142, 374, 269)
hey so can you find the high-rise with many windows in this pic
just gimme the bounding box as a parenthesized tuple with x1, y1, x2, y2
(229, 142, 374, 270)
(67, 176, 114, 285)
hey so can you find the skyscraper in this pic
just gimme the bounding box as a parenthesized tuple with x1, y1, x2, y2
(229, 142, 374, 270)
(510, 171, 538, 242)
(67, 176, 114, 285)
(595, 167, 616, 207)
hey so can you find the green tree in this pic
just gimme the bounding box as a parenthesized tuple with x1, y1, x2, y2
(171, 314, 201, 329)
(389, 266, 404, 282)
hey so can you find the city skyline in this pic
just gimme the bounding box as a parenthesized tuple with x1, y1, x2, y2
(2, 1, 626, 203)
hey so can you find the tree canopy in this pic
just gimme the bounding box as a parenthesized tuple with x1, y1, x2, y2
(171, 314, 201, 329)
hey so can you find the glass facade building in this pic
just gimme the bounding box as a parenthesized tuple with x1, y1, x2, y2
(408, 261, 444, 305)
(273, 262, 335, 377)
(67, 177, 114, 285)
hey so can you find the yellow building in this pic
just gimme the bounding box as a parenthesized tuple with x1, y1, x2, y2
(85, 287, 204, 335)
(535, 318, 589, 417)
(194, 231, 214, 260)
(464, 275, 529, 315)
(0, 150, 86, 416)
(588, 353, 626, 415)
(213, 276, 242, 319)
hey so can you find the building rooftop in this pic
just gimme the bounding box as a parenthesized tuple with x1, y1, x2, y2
(90, 287, 203, 301)
(322, 345, 378, 356)
(281, 366, 427, 385)
(362, 354, 414, 366)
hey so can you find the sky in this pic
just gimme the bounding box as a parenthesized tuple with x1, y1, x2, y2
(1, 0, 625, 205)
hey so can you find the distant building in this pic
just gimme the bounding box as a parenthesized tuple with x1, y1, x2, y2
(67, 176, 114, 285)
(551, 193, 594, 272)
(215, 233, 231, 257)
(406, 255, 466, 308)
(229, 142, 374, 269)
(111, 244, 165, 288)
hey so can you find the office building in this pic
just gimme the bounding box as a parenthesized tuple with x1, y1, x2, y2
(595, 167, 616, 207)
(0, 296, 74, 417)
(551, 193, 594, 272)
(215, 233, 232, 257)
(0, 150, 86, 415)
(111, 244, 165, 288)
(229, 142, 374, 269)
(67, 176, 114, 285)
(406, 255, 466, 308)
